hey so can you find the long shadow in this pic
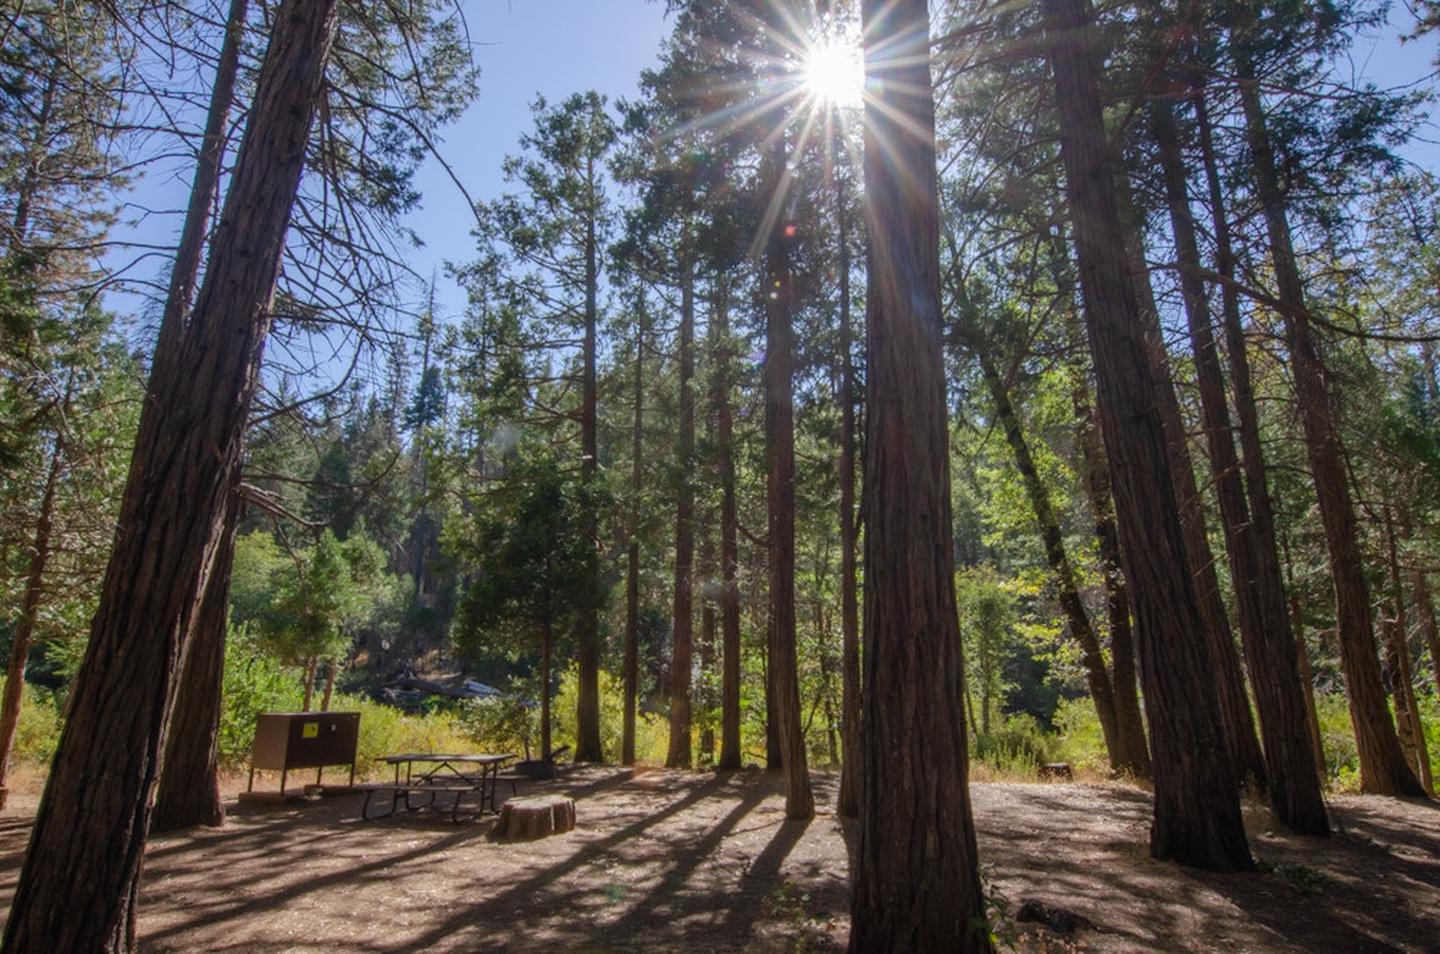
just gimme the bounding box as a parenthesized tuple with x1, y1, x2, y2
(392, 772, 732, 951)
(1202, 873, 1404, 954)
(142, 818, 494, 943)
(598, 782, 770, 938)
(713, 813, 813, 941)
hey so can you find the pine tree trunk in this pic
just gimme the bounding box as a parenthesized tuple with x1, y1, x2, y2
(699, 508, 717, 764)
(147, 0, 250, 836)
(1384, 513, 1433, 792)
(1290, 600, 1329, 782)
(714, 286, 744, 772)
(666, 249, 696, 769)
(1414, 572, 1440, 698)
(0, 429, 63, 811)
(836, 167, 862, 816)
(541, 617, 553, 762)
(1069, 357, 1151, 777)
(321, 662, 336, 713)
(1117, 181, 1267, 793)
(1152, 99, 1327, 833)
(623, 321, 644, 767)
(1, 4, 340, 949)
(303, 657, 317, 712)
(152, 490, 240, 833)
(1198, 80, 1328, 792)
(764, 132, 814, 819)
(574, 152, 603, 763)
(1043, 0, 1251, 871)
(153, 0, 249, 370)
(850, 0, 990, 947)
(1231, 49, 1423, 797)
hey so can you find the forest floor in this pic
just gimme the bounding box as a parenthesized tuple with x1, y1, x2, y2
(0, 767, 1435, 952)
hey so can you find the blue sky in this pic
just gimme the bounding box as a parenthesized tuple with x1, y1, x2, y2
(404, 0, 673, 319)
(107, 1, 1440, 339)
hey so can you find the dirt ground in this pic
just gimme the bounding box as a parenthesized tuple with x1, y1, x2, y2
(0, 768, 1434, 952)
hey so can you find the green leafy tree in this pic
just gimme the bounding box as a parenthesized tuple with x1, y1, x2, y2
(452, 454, 603, 760)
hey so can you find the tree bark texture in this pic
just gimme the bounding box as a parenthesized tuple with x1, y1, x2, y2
(574, 153, 603, 763)
(1232, 49, 1423, 797)
(0, 428, 63, 811)
(623, 321, 644, 767)
(836, 167, 862, 816)
(127, 0, 251, 836)
(1043, 0, 1251, 871)
(764, 133, 814, 820)
(1, 3, 340, 949)
(1151, 99, 1327, 834)
(541, 617, 553, 762)
(850, 0, 990, 947)
(666, 252, 696, 769)
(1069, 360, 1151, 777)
(1384, 514, 1433, 793)
(1291, 601, 1329, 781)
(1117, 181, 1266, 794)
(699, 508, 718, 763)
(151, 490, 241, 833)
(714, 286, 744, 772)
(153, 0, 249, 371)
(1414, 572, 1440, 699)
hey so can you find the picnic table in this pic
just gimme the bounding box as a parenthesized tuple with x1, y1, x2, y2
(360, 753, 516, 822)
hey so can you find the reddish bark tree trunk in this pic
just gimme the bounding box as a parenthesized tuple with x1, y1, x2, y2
(849, 0, 990, 947)
(666, 250, 696, 769)
(1415, 572, 1440, 699)
(714, 285, 744, 772)
(153, 0, 249, 373)
(541, 617, 553, 762)
(623, 319, 644, 767)
(1117, 182, 1267, 793)
(1043, 0, 1251, 870)
(152, 491, 240, 833)
(1290, 597, 1329, 781)
(836, 167, 862, 816)
(302, 657, 317, 712)
(1152, 98, 1326, 833)
(699, 508, 717, 764)
(763, 132, 814, 819)
(1, 4, 340, 949)
(0, 427, 63, 811)
(574, 151, 603, 763)
(1231, 47, 1423, 797)
(149, 0, 250, 834)
(1383, 513, 1433, 793)
(1069, 359, 1151, 777)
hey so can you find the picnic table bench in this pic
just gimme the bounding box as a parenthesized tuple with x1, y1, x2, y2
(359, 753, 516, 822)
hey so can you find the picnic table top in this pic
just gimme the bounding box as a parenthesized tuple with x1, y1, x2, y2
(382, 753, 515, 765)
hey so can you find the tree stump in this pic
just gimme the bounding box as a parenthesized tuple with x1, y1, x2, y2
(1038, 762, 1074, 782)
(493, 795, 576, 840)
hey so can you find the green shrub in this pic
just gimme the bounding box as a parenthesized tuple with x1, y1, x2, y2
(972, 713, 1055, 774)
(218, 625, 302, 766)
(333, 693, 472, 776)
(1051, 695, 1111, 774)
(0, 681, 62, 764)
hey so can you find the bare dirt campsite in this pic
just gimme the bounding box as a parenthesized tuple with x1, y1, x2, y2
(0, 770, 1434, 952)
(7, 0, 1440, 950)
